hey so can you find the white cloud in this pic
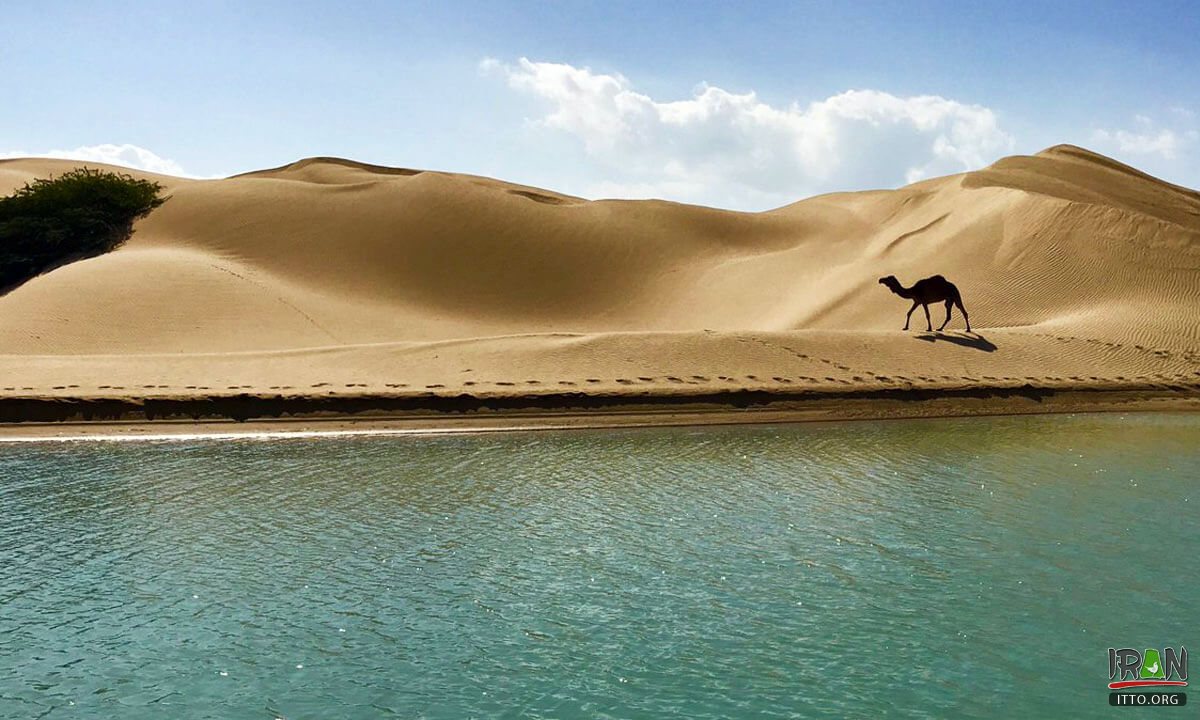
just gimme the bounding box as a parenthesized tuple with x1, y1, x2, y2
(0, 143, 192, 176)
(1091, 115, 1198, 161)
(483, 57, 1014, 209)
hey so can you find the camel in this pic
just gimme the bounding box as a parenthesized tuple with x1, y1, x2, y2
(878, 274, 971, 332)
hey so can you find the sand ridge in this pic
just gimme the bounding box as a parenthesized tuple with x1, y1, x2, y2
(0, 145, 1197, 424)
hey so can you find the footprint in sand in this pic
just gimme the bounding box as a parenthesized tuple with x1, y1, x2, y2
(667, 377, 685, 383)
(616, 379, 635, 385)
(558, 381, 575, 386)
(463, 381, 476, 386)
(692, 375, 709, 381)
(426, 384, 445, 389)
(637, 376, 654, 382)
(586, 379, 602, 383)
(772, 377, 793, 383)
(312, 383, 329, 388)
(525, 380, 540, 385)
(745, 375, 758, 380)
(496, 381, 515, 386)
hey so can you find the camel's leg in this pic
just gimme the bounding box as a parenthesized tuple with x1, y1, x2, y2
(922, 303, 932, 331)
(956, 299, 971, 332)
(904, 301, 918, 330)
(938, 299, 953, 331)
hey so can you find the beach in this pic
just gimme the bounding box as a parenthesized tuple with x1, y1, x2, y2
(1, 145, 1197, 433)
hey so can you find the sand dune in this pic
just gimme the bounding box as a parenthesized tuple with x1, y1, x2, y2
(0, 145, 1197, 425)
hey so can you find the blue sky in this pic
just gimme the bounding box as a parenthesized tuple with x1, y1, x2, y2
(3, 0, 1199, 209)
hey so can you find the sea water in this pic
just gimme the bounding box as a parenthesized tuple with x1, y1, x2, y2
(1, 413, 1196, 719)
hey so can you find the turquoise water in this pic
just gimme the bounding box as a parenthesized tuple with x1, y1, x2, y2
(1, 413, 1197, 719)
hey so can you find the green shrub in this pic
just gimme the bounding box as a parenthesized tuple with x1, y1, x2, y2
(0, 167, 166, 291)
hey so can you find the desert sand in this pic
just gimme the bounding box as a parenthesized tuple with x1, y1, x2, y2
(0, 145, 1197, 432)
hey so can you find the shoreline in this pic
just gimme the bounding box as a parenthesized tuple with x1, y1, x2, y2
(1, 385, 1196, 442)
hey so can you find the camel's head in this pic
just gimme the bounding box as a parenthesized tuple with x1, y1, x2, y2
(878, 275, 898, 287)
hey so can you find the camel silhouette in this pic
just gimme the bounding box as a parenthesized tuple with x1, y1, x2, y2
(878, 274, 971, 332)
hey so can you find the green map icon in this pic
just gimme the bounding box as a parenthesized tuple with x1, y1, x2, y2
(1139, 649, 1166, 679)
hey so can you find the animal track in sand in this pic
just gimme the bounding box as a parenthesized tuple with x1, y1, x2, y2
(586, 379, 601, 383)
(638, 377, 654, 382)
(496, 381, 515, 386)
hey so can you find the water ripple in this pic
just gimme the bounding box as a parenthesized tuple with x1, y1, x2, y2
(0, 413, 1197, 719)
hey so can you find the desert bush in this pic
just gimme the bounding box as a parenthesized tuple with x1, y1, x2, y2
(0, 167, 165, 291)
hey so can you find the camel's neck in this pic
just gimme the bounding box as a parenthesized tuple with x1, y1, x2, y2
(888, 282, 914, 299)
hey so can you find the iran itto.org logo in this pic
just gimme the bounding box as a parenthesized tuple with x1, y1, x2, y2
(1108, 647, 1188, 707)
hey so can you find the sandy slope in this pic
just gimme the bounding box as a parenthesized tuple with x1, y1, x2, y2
(0, 145, 1197, 422)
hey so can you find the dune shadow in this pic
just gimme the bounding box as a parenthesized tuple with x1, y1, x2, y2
(914, 331, 997, 352)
